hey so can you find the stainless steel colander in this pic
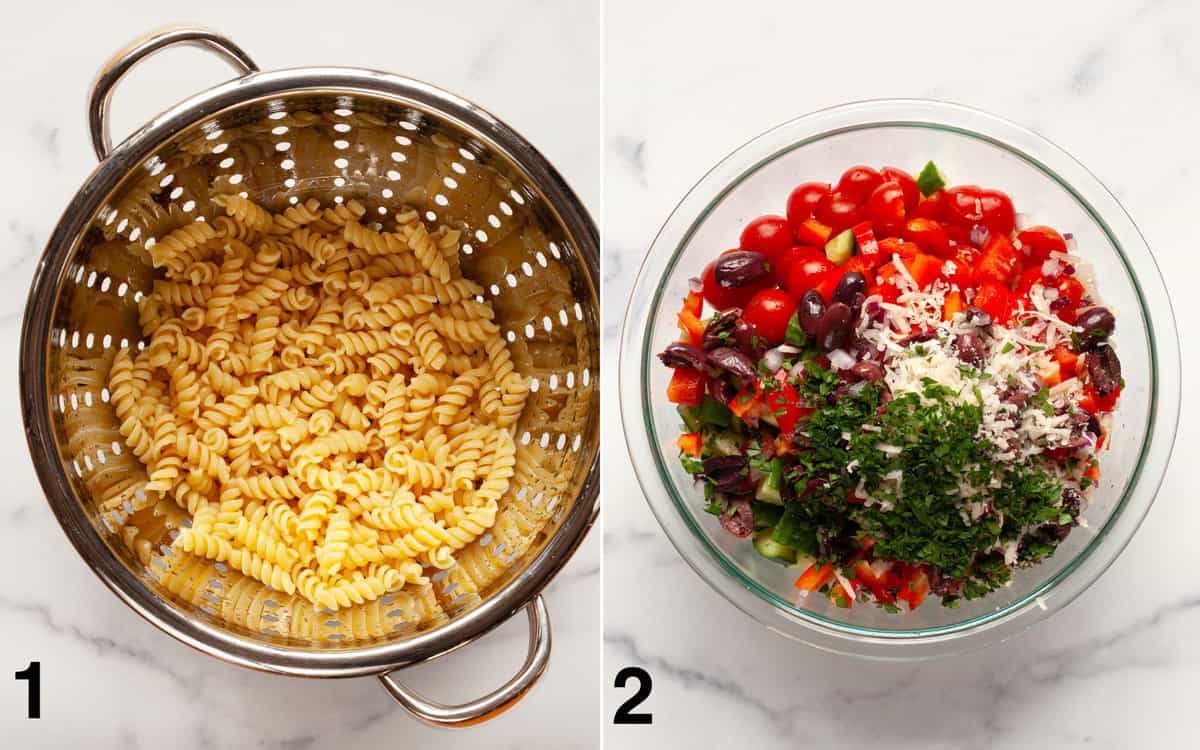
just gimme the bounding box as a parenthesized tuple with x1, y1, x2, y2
(19, 26, 599, 727)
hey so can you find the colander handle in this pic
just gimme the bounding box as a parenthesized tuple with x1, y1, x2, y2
(88, 26, 259, 160)
(378, 595, 552, 728)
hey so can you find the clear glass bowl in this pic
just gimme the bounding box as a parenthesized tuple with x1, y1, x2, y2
(619, 99, 1180, 660)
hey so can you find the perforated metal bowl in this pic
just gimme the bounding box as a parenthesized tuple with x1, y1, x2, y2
(19, 27, 599, 726)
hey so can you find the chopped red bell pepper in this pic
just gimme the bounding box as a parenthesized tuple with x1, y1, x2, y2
(728, 383, 762, 420)
(666, 368, 706, 406)
(682, 290, 704, 318)
(905, 253, 943, 289)
(896, 564, 930, 609)
(851, 221, 881, 269)
(815, 266, 848, 303)
(853, 560, 897, 604)
(794, 218, 833, 248)
(676, 432, 702, 457)
(878, 237, 921, 262)
(794, 562, 834, 592)
(677, 309, 706, 344)
(943, 290, 965, 320)
(977, 233, 1021, 285)
(973, 282, 1010, 322)
(763, 381, 809, 436)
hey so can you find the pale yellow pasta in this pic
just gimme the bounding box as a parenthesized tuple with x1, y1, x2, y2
(108, 196, 527, 612)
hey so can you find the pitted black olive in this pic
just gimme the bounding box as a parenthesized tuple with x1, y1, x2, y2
(701, 308, 741, 351)
(706, 375, 736, 405)
(707, 346, 757, 381)
(850, 360, 884, 382)
(954, 332, 986, 369)
(713, 251, 769, 288)
(1061, 487, 1084, 520)
(657, 342, 708, 370)
(733, 318, 764, 359)
(1076, 306, 1115, 348)
(964, 305, 992, 328)
(798, 290, 826, 338)
(702, 454, 747, 476)
(1086, 344, 1121, 397)
(833, 271, 866, 310)
(817, 302, 852, 351)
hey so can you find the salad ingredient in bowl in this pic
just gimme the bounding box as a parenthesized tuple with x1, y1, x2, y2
(658, 161, 1121, 612)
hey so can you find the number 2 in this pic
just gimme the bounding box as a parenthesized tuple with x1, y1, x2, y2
(14, 661, 40, 719)
(613, 666, 652, 724)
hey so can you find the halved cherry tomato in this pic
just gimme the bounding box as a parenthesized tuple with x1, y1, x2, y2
(666, 368, 706, 406)
(880, 166, 919, 211)
(676, 432, 702, 457)
(977, 233, 1020, 285)
(854, 560, 896, 604)
(835, 166, 884, 203)
(700, 254, 764, 310)
(795, 562, 835, 592)
(943, 290, 965, 320)
(793, 218, 833, 248)
(743, 288, 797, 344)
(903, 218, 952, 258)
(906, 253, 943, 289)
(772, 245, 822, 284)
(942, 184, 983, 226)
(763, 381, 809, 435)
(1016, 266, 1046, 294)
(973, 281, 1010, 321)
(786, 182, 831, 228)
(912, 191, 944, 220)
(786, 254, 836, 298)
(1054, 275, 1086, 323)
(979, 189, 1016, 236)
(815, 191, 867, 234)
(865, 181, 907, 235)
(739, 214, 793, 264)
(1017, 226, 1067, 263)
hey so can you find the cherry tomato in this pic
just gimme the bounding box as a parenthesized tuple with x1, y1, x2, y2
(815, 191, 867, 234)
(835, 166, 884, 203)
(787, 255, 836, 298)
(973, 282, 1010, 321)
(786, 182, 831, 228)
(1054, 275, 1086, 323)
(1017, 226, 1067, 262)
(772, 245, 823, 284)
(942, 185, 984, 227)
(701, 254, 764, 310)
(1016, 266, 1046, 294)
(912, 191, 944, 220)
(865, 181, 907, 234)
(743, 288, 798, 344)
(880, 167, 919, 211)
(979, 189, 1016, 236)
(977, 234, 1020, 285)
(902, 218, 952, 258)
(739, 214, 793, 264)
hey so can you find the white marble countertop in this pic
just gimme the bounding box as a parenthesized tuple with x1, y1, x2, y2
(604, 1, 1198, 747)
(0, 1, 599, 747)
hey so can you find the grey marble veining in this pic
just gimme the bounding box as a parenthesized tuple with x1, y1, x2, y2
(0, 1, 600, 748)
(603, 1, 1200, 748)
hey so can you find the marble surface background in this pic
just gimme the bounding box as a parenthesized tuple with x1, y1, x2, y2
(604, 1, 1197, 747)
(0, 1, 600, 747)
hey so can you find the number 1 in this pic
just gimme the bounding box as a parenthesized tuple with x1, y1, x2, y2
(14, 661, 40, 719)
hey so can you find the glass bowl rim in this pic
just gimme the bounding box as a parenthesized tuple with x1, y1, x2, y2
(618, 98, 1180, 658)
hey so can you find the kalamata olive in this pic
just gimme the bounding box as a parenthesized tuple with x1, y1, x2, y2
(1086, 344, 1121, 397)
(954, 332, 986, 369)
(702, 454, 747, 476)
(850, 360, 884, 382)
(798, 290, 826, 337)
(718, 498, 755, 538)
(832, 271, 867, 309)
(657, 342, 708, 370)
(706, 375, 736, 405)
(712, 473, 749, 493)
(964, 305, 992, 328)
(701, 308, 741, 351)
(713, 251, 769, 288)
(733, 318, 764, 359)
(927, 567, 962, 598)
(707, 346, 757, 381)
(817, 302, 852, 351)
(1076, 306, 1115, 347)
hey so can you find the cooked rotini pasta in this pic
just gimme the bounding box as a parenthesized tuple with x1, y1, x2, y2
(108, 196, 529, 611)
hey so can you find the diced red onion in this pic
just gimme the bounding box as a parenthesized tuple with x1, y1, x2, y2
(789, 360, 807, 380)
(763, 348, 783, 373)
(970, 225, 990, 247)
(828, 349, 855, 371)
(688, 276, 703, 294)
(1041, 258, 1063, 278)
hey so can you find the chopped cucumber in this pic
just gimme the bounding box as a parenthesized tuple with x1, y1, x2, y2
(696, 396, 732, 428)
(710, 432, 741, 456)
(754, 530, 797, 563)
(824, 229, 854, 265)
(754, 458, 784, 504)
(679, 405, 701, 433)
(770, 503, 819, 556)
(917, 160, 947, 196)
(785, 311, 807, 347)
(751, 500, 784, 530)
